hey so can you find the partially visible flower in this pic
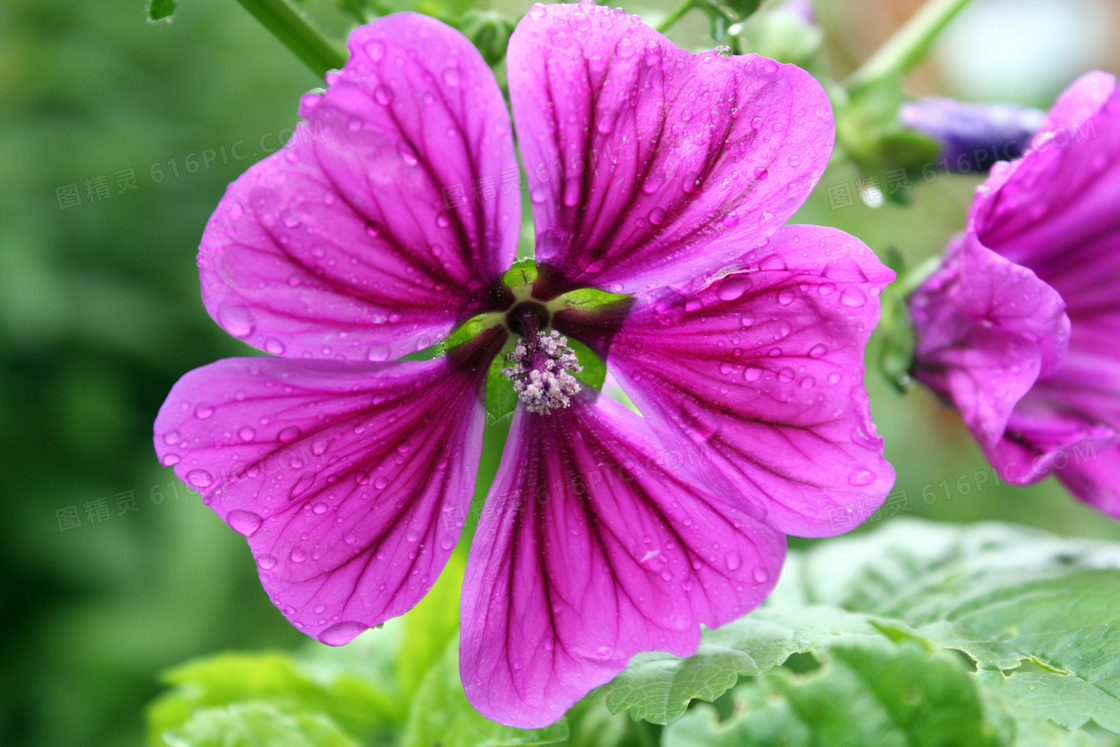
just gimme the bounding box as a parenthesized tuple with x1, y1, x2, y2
(910, 71, 1120, 518)
(155, 1, 894, 727)
(900, 97, 1046, 173)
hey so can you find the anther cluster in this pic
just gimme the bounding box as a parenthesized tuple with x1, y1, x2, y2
(501, 331, 583, 414)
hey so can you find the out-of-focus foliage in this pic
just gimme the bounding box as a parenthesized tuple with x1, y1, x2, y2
(148, 520, 1120, 746)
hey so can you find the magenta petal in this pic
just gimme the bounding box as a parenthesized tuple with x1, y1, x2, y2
(201, 14, 519, 361)
(152, 332, 501, 644)
(507, 2, 834, 294)
(909, 233, 1070, 447)
(970, 72, 1120, 296)
(460, 395, 785, 728)
(564, 225, 895, 537)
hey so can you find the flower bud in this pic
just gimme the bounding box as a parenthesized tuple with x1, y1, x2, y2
(900, 97, 1046, 173)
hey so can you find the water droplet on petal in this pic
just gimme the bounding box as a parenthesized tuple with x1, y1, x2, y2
(725, 551, 742, 571)
(808, 343, 828, 358)
(373, 84, 394, 106)
(277, 426, 301, 443)
(320, 621, 365, 645)
(848, 468, 875, 487)
(840, 287, 867, 307)
(227, 510, 263, 537)
(257, 553, 277, 570)
(615, 37, 635, 58)
(187, 469, 213, 488)
(219, 306, 255, 338)
(264, 338, 286, 355)
(753, 567, 770, 583)
(441, 66, 460, 87)
(716, 277, 748, 301)
(290, 471, 315, 499)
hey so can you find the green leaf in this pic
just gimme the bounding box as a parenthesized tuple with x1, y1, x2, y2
(784, 520, 1120, 734)
(977, 689, 1100, 747)
(402, 639, 570, 747)
(593, 606, 889, 724)
(162, 702, 359, 747)
(148, 0, 177, 20)
(597, 519, 1120, 741)
(147, 647, 401, 746)
(662, 639, 1001, 747)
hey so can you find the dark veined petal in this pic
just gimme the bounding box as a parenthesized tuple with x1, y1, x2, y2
(153, 329, 503, 645)
(909, 233, 1070, 448)
(200, 14, 519, 362)
(507, 1, 833, 295)
(561, 225, 895, 537)
(970, 72, 1120, 318)
(460, 394, 785, 728)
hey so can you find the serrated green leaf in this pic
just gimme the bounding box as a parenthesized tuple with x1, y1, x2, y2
(789, 520, 1120, 734)
(663, 639, 1000, 747)
(148, 0, 176, 21)
(162, 702, 359, 747)
(402, 639, 569, 747)
(594, 606, 889, 724)
(598, 520, 1120, 741)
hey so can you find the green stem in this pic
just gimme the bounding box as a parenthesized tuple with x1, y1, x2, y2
(846, 0, 975, 91)
(234, 0, 347, 79)
(656, 0, 695, 33)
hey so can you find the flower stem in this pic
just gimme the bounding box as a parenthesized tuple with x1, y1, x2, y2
(234, 0, 348, 80)
(656, 0, 695, 33)
(846, 0, 975, 92)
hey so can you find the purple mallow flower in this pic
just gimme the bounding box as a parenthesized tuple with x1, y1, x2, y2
(155, 1, 894, 727)
(911, 71, 1120, 518)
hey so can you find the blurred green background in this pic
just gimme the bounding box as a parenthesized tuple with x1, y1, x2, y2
(2, 0, 1118, 744)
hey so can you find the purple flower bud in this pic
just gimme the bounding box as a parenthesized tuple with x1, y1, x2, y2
(901, 97, 1046, 173)
(779, 0, 815, 25)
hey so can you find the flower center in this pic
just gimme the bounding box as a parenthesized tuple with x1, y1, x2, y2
(501, 329, 583, 414)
